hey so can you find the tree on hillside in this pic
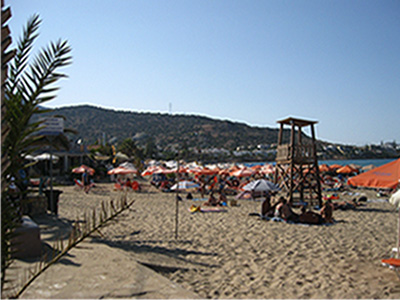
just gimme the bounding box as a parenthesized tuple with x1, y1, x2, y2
(1, 12, 71, 288)
(118, 138, 138, 158)
(118, 138, 144, 171)
(144, 137, 157, 159)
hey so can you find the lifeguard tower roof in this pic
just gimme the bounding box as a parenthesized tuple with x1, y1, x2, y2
(277, 117, 318, 127)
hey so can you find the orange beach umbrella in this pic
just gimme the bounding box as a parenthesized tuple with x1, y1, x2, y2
(336, 165, 358, 174)
(348, 158, 400, 190)
(319, 164, 330, 173)
(230, 167, 256, 178)
(329, 164, 343, 170)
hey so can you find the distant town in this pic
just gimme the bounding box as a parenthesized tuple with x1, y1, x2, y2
(85, 138, 399, 164)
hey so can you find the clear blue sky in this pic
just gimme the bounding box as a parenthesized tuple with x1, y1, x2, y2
(6, 0, 400, 146)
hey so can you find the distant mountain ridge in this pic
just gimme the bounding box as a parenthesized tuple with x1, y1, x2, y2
(40, 105, 301, 149)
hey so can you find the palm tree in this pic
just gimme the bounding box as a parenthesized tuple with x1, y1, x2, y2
(1, 2, 15, 290)
(1, 12, 72, 288)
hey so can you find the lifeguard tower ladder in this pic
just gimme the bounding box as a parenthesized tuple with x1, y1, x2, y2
(274, 117, 322, 207)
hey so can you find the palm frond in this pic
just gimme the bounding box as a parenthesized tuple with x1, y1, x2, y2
(7, 14, 41, 96)
(26, 40, 72, 106)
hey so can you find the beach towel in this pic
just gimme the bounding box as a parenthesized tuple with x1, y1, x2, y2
(270, 216, 286, 222)
(200, 207, 228, 213)
(367, 199, 388, 203)
(192, 198, 208, 201)
(188, 205, 228, 213)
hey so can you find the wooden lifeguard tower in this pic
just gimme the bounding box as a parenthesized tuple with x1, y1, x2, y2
(274, 117, 322, 207)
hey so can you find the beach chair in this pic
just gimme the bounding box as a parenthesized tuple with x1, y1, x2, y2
(382, 258, 400, 279)
(75, 179, 95, 192)
(74, 179, 84, 190)
(114, 182, 122, 191)
(382, 247, 400, 279)
(131, 180, 140, 191)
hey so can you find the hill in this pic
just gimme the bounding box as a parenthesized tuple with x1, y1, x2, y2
(37, 105, 399, 162)
(41, 105, 291, 150)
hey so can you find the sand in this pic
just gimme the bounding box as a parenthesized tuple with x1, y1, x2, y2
(5, 180, 400, 299)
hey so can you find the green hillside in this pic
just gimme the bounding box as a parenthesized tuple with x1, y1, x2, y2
(41, 105, 289, 149)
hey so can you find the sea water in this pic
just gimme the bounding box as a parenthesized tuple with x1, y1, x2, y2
(244, 158, 397, 168)
(318, 158, 396, 168)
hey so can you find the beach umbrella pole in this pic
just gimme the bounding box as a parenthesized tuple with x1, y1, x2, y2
(49, 148, 54, 214)
(175, 161, 180, 239)
(175, 194, 179, 239)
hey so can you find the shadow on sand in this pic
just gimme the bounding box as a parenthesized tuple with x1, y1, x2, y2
(91, 237, 219, 274)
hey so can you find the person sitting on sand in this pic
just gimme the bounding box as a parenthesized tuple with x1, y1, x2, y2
(275, 197, 299, 222)
(198, 176, 206, 198)
(160, 180, 171, 192)
(261, 195, 275, 218)
(125, 178, 132, 189)
(320, 199, 334, 223)
(261, 196, 271, 218)
(298, 206, 323, 225)
(131, 180, 140, 191)
(218, 192, 227, 206)
(274, 197, 284, 217)
(204, 192, 220, 206)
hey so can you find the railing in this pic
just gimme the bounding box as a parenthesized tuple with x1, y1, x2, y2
(276, 145, 290, 162)
(276, 144, 315, 163)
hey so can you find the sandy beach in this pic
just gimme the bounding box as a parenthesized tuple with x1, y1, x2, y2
(6, 180, 400, 299)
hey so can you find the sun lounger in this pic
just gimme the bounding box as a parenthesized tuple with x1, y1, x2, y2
(381, 248, 400, 279)
(382, 258, 400, 268)
(74, 179, 84, 189)
(382, 258, 400, 279)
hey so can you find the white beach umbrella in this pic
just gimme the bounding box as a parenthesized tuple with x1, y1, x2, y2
(72, 164, 95, 175)
(171, 180, 200, 191)
(107, 166, 137, 175)
(33, 153, 59, 162)
(230, 167, 256, 178)
(141, 165, 159, 176)
(242, 179, 280, 193)
(242, 179, 280, 213)
(119, 162, 137, 170)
